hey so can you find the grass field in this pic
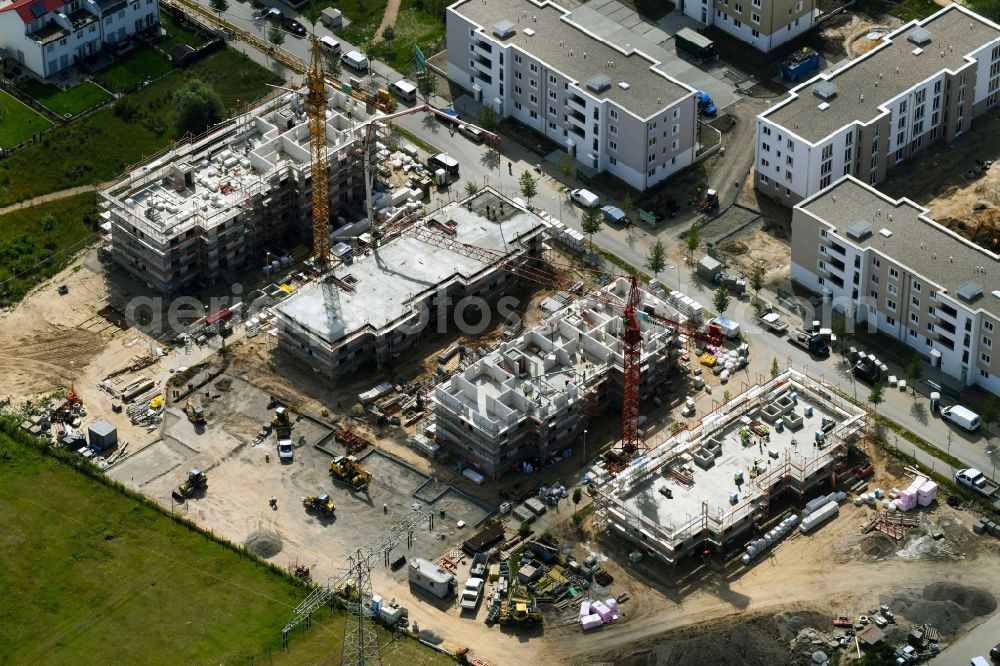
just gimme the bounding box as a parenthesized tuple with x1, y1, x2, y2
(0, 427, 453, 665)
(96, 44, 175, 91)
(18, 80, 113, 117)
(0, 193, 98, 306)
(968, 0, 1000, 22)
(340, 0, 446, 72)
(159, 11, 209, 51)
(0, 49, 281, 208)
(0, 90, 52, 148)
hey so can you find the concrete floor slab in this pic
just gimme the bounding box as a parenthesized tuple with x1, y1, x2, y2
(110, 437, 191, 488)
(619, 14, 643, 29)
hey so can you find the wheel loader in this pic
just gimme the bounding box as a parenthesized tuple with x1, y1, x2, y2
(171, 467, 207, 502)
(498, 602, 543, 627)
(302, 492, 335, 516)
(329, 455, 372, 491)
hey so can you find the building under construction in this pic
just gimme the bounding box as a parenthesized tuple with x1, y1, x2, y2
(273, 189, 547, 378)
(100, 88, 378, 295)
(432, 278, 687, 477)
(593, 369, 867, 567)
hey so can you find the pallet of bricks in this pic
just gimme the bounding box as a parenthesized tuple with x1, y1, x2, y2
(334, 428, 371, 454)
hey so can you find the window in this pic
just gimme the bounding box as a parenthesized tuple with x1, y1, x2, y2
(873, 258, 881, 268)
(648, 137, 656, 147)
(672, 139, 678, 150)
(886, 316, 896, 327)
(910, 329, 918, 338)
(871, 290, 879, 300)
(751, 12, 760, 23)
(672, 124, 679, 135)
(763, 126, 771, 136)
(987, 321, 995, 332)
(734, 19, 741, 28)
(609, 157, 617, 165)
(911, 296, 920, 308)
(609, 124, 617, 135)
(983, 352, 992, 364)
(872, 276, 880, 286)
(753, 0, 760, 6)
(822, 144, 833, 160)
(609, 140, 617, 151)
(983, 335, 994, 348)
(549, 122, 556, 130)
(982, 369, 991, 378)
(549, 90, 557, 100)
(514, 102, 522, 110)
(786, 155, 793, 167)
(549, 75, 557, 84)
(913, 281, 921, 293)
(734, 2, 742, 11)
(514, 71, 522, 80)
(529, 79, 537, 89)
(845, 132, 853, 146)
(514, 85, 522, 95)
(762, 142, 770, 152)
(548, 105, 556, 116)
(647, 167, 656, 177)
(899, 100, 907, 114)
(886, 299, 897, 312)
(529, 94, 537, 104)
(889, 267, 899, 279)
(761, 158, 770, 168)
(529, 63, 538, 73)
(820, 174, 831, 188)
(844, 148, 852, 163)
(795, 0, 802, 9)
(610, 109, 618, 120)
(529, 110, 538, 119)
(887, 284, 897, 295)
(760, 174, 769, 184)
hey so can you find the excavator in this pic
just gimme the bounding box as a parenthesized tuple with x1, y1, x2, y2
(185, 400, 206, 426)
(302, 492, 335, 516)
(498, 602, 543, 627)
(171, 467, 207, 502)
(329, 456, 372, 492)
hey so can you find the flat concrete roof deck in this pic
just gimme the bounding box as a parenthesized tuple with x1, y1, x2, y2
(452, 0, 693, 118)
(766, 5, 1000, 143)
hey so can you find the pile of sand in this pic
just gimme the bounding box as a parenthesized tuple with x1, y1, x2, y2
(245, 530, 283, 558)
(891, 582, 996, 636)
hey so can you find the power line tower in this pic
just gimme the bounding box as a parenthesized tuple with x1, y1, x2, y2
(305, 34, 330, 266)
(283, 509, 432, 665)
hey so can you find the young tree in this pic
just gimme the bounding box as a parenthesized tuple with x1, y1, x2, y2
(464, 181, 479, 200)
(686, 221, 700, 261)
(581, 207, 603, 250)
(477, 105, 499, 131)
(416, 69, 437, 102)
(210, 0, 228, 17)
(749, 261, 765, 299)
(713, 284, 730, 316)
(832, 315, 847, 355)
(301, 1, 321, 27)
(171, 79, 224, 138)
(868, 381, 885, 419)
(906, 353, 923, 395)
(382, 25, 396, 43)
(558, 152, 573, 180)
(622, 192, 636, 227)
(770, 357, 780, 379)
(983, 395, 997, 438)
(518, 171, 537, 205)
(324, 49, 342, 77)
(267, 23, 285, 50)
(644, 240, 666, 279)
(572, 487, 582, 508)
(40, 214, 56, 233)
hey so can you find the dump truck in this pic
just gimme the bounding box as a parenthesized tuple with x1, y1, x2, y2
(697, 189, 719, 213)
(955, 469, 1000, 499)
(499, 602, 543, 627)
(302, 492, 335, 516)
(329, 455, 372, 491)
(172, 467, 207, 502)
(789, 328, 831, 357)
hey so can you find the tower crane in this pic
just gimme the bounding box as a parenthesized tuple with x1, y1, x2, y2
(283, 509, 433, 665)
(305, 34, 331, 266)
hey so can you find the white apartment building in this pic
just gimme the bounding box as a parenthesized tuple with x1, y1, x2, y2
(678, 0, 816, 52)
(755, 4, 1000, 205)
(792, 176, 1000, 396)
(0, 0, 159, 78)
(446, 0, 699, 192)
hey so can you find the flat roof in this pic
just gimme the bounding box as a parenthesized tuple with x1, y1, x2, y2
(451, 0, 692, 118)
(798, 176, 1000, 310)
(766, 5, 1000, 143)
(275, 195, 544, 345)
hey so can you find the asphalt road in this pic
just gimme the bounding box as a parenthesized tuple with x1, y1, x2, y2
(930, 611, 1000, 665)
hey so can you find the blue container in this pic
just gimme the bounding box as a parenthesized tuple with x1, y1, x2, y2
(780, 48, 820, 82)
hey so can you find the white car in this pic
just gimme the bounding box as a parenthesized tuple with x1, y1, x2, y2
(277, 439, 294, 462)
(570, 188, 600, 208)
(459, 577, 484, 610)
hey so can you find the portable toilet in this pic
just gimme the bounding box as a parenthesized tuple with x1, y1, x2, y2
(930, 391, 941, 412)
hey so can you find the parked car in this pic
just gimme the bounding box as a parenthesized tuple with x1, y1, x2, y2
(459, 578, 484, 610)
(570, 188, 600, 208)
(282, 17, 307, 37)
(941, 404, 981, 432)
(254, 6, 282, 21)
(601, 205, 628, 225)
(277, 438, 294, 462)
(319, 36, 341, 53)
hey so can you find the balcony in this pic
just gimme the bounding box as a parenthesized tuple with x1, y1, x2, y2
(31, 22, 70, 45)
(566, 95, 587, 114)
(472, 56, 492, 75)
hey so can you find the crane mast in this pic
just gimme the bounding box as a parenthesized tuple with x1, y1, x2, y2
(306, 35, 330, 266)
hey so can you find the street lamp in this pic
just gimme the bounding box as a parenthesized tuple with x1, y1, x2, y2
(583, 428, 588, 464)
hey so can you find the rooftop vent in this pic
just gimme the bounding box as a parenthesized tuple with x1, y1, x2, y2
(817, 101, 830, 111)
(586, 74, 612, 94)
(492, 19, 516, 39)
(618, 81, 630, 90)
(846, 218, 873, 241)
(523, 28, 536, 37)
(912, 47, 923, 56)
(879, 228, 892, 238)
(907, 27, 932, 46)
(813, 81, 838, 100)
(957, 280, 983, 302)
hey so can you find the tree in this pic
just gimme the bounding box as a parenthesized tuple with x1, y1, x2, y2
(906, 353, 923, 395)
(572, 487, 582, 507)
(868, 381, 885, 419)
(416, 69, 437, 102)
(518, 171, 537, 204)
(464, 181, 479, 200)
(713, 284, 730, 316)
(644, 240, 666, 279)
(581, 207, 603, 250)
(477, 105, 499, 131)
(382, 25, 396, 43)
(558, 152, 573, 180)
(749, 261, 765, 299)
(983, 395, 997, 438)
(770, 357, 780, 379)
(171, 79, 224, 138)
(324, 49, 342, 77)
(517, 521, 531, 539)
(40, 214, 56, 233)
(622, 192, 636, 227)
(686, 222, 700, 260)
(301, 1, 321, 27)
(832, 315, 847, 355)
(267, 23, 284, 50)
(210, 0, 228, 17)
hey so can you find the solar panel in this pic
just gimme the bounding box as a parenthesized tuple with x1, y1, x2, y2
(30, 1, 47, 17)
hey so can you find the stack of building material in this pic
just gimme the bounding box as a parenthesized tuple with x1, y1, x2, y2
(591, 600, 614, 624)
(799, 501, 839, 533)
(897, 475, 933, 511)
(917, 480, 938, 506)
(743, 512, 799, 564)
(580, 613, 603, 631)
(543, 218, 586, 254)
(605, 598, 620, 621)
(897, 488, 917, 511)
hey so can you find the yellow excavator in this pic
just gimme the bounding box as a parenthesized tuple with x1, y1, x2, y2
(302, 492, 335, 516)
(171, 467, 207, 502)
(499, 602, 543, 627)
(185, 400, 206, 426)
(329, 456, 372, 491)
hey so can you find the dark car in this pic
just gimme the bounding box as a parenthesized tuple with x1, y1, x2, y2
(282, 17, 307, 37)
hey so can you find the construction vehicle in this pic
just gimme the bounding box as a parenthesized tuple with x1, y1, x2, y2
(185, 400, 206, 425)
(697, 189, 719, 213)
(499, 602, 543, 627)
(273, 406, 292, 431)
(329, 455, 372, 491)
(302, 492, 335, 516)
(789, 328, 831, 358)
(171, 467, 207, 502)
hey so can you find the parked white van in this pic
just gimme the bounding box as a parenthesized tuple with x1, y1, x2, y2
(341, 50, 369, 72)
(388, 79, 417, 102)
(319, 36, 341, 54)
(570, 188, 600, 208)
(941, 404, 981, 432)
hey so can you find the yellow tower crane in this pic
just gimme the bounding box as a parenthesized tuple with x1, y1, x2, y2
(305, 35, 330, 267)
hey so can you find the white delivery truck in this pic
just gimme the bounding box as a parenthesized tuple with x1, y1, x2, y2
(389, 79, 417, 102)
(941, 404, 981, 432)
(341, 50, 369, 72)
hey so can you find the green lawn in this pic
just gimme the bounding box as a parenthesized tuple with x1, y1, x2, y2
(18, 80, 113, 118)
(0, 90, 52, 148)
(96, 44, 174, 91)
(888, 0, 940, 20)
(968, 0, 1000, 22)
(0, 193, 98, 307)
(341, 0, 446, 73)
(159, 11, 208, 51)
(0, 48, 281, 208)
(0, 427, 453, 665)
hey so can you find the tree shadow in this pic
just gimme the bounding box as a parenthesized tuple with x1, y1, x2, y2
(910, 401, 929, 426)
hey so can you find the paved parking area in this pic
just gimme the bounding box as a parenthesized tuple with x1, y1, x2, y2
(570, 0, 743, 110)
